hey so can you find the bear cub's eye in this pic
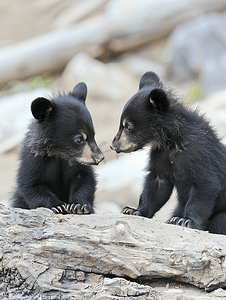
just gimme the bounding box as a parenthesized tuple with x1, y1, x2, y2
(75, 135, 85, 144)
(124, 122, 133, 132)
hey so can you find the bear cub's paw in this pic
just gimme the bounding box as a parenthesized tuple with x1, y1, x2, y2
(121, 206, 143, 216)
(51, 203, 93, 215)
(167, 217, 194, 228)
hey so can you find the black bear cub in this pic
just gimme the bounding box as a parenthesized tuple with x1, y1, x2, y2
(12, 82, 104, 214)
(111, 71, 226, 235)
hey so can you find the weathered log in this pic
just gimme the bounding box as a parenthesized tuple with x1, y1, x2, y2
(0, 23, 108, 86)
(1, 204, 226, 299)
(52, 0, 108, 29)
(0, 0, 226, 85)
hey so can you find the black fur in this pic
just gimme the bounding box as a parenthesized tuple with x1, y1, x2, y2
(111, 71, 226, 234)
(12, 82, 104, 214)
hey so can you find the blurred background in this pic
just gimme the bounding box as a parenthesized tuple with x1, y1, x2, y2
(1, 0, 226, 221)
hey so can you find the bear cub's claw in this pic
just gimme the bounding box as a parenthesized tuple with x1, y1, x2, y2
(121, 206, 142, 216)
(167, 217, 192, 228)
(68, 203, 92, 214)
(51, 203, 92, 215)
(51, 204, 68, 214)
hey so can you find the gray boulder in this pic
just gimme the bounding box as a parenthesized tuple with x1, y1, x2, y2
(169, 11, 226, 95)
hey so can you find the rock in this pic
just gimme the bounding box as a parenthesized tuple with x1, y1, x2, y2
(95, 148, 148, 210)
(0, 88, 50, 153)
(193, 89, 226, 139)
(95, 147, 176, 220)
(97, 149, 148, 192)
(169, 11, 226, 95)
(60, 52, 137, 101)
(1, 204, 226, 299)
(0, 151, 17, 204)
(119, 54, 166, 80)
(95, 200, 121, 215)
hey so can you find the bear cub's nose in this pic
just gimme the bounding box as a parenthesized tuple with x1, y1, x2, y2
(92, 152, 105, 165)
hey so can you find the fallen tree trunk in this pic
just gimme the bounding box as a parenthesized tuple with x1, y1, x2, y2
(1, 204, 226, 299)
(0, 0, 226, 85)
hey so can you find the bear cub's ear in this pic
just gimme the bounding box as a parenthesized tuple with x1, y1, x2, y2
(149, 88, 170, 113)
(31, 97, 54, 121)
(139, 71, 160, 89)
(71, 82, 87, 103)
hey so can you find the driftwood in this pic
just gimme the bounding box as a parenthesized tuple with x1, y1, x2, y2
(52, 0, 108, 29)
(1, 204, 226, 299)
(0, 0, 226, 85)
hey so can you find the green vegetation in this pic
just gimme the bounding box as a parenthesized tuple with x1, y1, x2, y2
(185, 84, 202, 103)
(7, 73, 53, 92)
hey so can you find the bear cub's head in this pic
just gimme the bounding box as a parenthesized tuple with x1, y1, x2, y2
(29, 82, 104, 166)
(111, 71, 170, 153)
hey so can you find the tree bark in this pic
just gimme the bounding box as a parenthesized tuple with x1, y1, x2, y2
(1, 204, 226, 299)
